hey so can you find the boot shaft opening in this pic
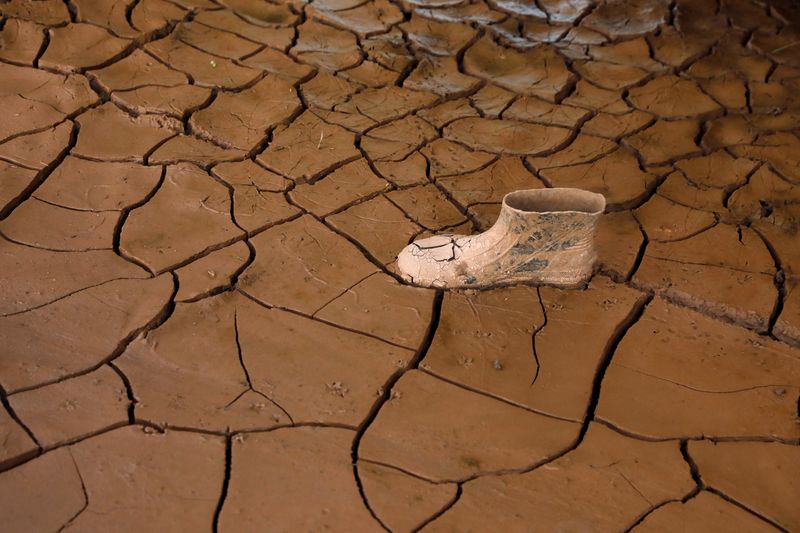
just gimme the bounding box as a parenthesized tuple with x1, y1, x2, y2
(504, 188, 605, 215)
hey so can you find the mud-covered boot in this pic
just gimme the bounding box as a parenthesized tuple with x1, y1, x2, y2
(397, 188, 606, 289)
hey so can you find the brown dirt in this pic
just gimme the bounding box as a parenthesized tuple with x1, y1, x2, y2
(1, 0, 799, 530)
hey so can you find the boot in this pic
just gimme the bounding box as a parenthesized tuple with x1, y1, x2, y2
(397, 188, 605, 289)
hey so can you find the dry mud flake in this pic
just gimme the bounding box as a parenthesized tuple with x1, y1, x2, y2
(219, 428, 382, 532)
(147, 135, 246, 166)
(464, 37, 574, 102)
(193, 9, 295, 47)
(634, 224, 776, 331)
(0, 427, 225, 531)
(360, 371, 581, 481)
(71, 0, 140, 38)
(174, 241, 250, 301)
(528, 134, 617, 170)
(113, 84, 213, 118)
(146, 37, 260, 89)
(8, 366, 128, 448)
(0, 406, 37, 470)
(539, 148, 660, 210)
(0, 120, 73, 171)
(582, 0, 668, 38)
(597, 297, 800, 439)
(0, 0, 70, 25)
(310, 0, 404, 37)
(633, 491, 777, 532)
(334, 86, 438, 125)
(120, 163, 244, 273)
(315, 273, 435, 349)
(175, 21, 262, 60)
(403, 56, 481, 97)
(421, 139, 495, 179)
(595, 210, 646, 280)
(326, 195, 423, 264)
(628, 75, 721, 119)
(289, 159, 388, 216)
(242, 47, 314, 82)
(257, 111, 360, 182)
(634, 194, 717, 242)
(728, 165, 800, 221)
(0, 240, 148, 316)
(0, 276, 172, 393)
(427, 423, 694, 530)
(0, 198, 117, 251)
(34, 156, 162, 211)
(121, 290, 413, 429)
(572, 59, 650, 91)
(239, 215, 378, 314)
(190, 75, 301, 150)
(504, 97, 591, 128)
(73, 103, 176, 162)
(731, 132, 800, 183)
(444, 117, 571, 156)
(89, 49, 188, 91)
(424, 280, 643, 420)
(689, 440, 800, 531)
(625, 119, 701, 166)
(581, 110, 653, 139)
(385, 184, 465, 230)
(291, 20, 361, 71)
(39, 23, 131, 73)
(0, 19, 45, 65)
(359, 461, 457, 532)
(438, 157, 541, 207)
(0, 64, 94, 141)
(362, 116, 438, 162)
(375, 151, 428, 187)
(401, 14, 477, 55)
(471, 84, 516, 118)
(217, 0, 297, 26)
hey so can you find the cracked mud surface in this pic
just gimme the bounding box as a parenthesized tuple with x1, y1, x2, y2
(1, 0, 799, 530)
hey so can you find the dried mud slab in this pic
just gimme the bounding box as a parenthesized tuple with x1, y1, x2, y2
(635, 224, 776, 331)
(8, 366, 128, 448)
(315, 273, 435, 349)
(421, 139, 495, 179)
(633, 491, 776, 532)
(174, 241, 250, 301)
(326, 195, 422, 264)
(190, 75, 301, 150)
(404, 56, 481, 97)
(386, 184, 465, 230)
(444, 117, 572, 156)
(628, 75, 721, 119)
(634, 194, 717, 242)
(359, 461, 457, 532)
(40, 23, 131, 73)
(292, 20, 361, 71)
(34, 156, 162, 211)
(0, 240, 148, 316)
(362, 116, 438, 162)
(597, 297, 800, 439)
(438, 157, 541, 207)
(146, 37, 261, 89)
(0, 427, 225, 530)
(360, 371, 581, 481)
(0, 275, 172, 393)
(428, 423, 694, 531)
(464, 37, 574, 101)
(257, 111, 360, 182)
(423, 280, 643, 420)
(239, 215, 378, 314)
(539, 148, 660, 210)
(73, 103, 175, 163)
(241, 47, 315, 81)
(375, 152, 429, 187)
(401, 14, 476, 56)
(0, 162, 39, 217)
(582, 0, 668, 38)
(120, 164, 244, 273)
(690, 441, 800, 531)
(0, 198, 116, 251)
(194, 10, 295, 48)
(219, 428, 382, 531)
(0, 121, 74, 170)
(310, 0, 403, 37)
(625, 119, 701, 166)
(0, 407, 37, 470)
(90, 49, 188, 91)
(147, 135, 246, 165)
(0, 0, 70, 25)
(290, 159, 388, 216)
(0, 19, 45, 65)
(0, 64, 95, 141)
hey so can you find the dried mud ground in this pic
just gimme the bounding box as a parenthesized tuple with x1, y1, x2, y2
(1, 0, 800, 530)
